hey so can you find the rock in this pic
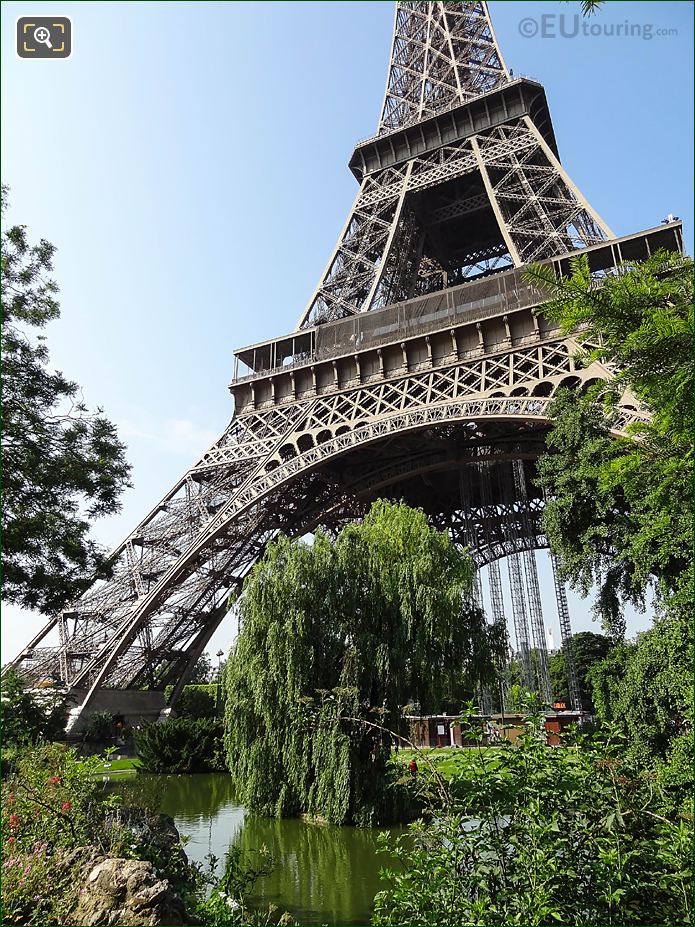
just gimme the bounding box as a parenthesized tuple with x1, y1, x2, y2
(71, 857, 187, 926)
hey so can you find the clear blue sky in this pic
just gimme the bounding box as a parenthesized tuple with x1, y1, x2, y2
(2, 1, 692, 662)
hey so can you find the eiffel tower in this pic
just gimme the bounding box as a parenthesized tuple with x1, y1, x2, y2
(10, 1, 683, 731)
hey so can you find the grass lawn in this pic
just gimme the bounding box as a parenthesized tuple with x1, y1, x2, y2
(91, 757, 141, 775)
(394, 746, 503, 781)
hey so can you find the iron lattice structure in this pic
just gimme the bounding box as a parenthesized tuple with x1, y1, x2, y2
(9, 2, 684, 728)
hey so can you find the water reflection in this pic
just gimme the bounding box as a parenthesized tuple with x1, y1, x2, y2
(234, 813, 393, 925)
(112, 773, 402, 926)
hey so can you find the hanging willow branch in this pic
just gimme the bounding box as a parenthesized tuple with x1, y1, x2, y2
(223, 500, 500, 825)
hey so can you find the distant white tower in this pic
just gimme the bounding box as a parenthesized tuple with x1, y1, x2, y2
(546, 627, 556, 653)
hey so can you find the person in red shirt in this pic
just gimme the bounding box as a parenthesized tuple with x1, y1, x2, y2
(408, 757, 418, 777)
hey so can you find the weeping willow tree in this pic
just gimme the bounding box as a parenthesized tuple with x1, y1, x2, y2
(224, 500, 500, 825)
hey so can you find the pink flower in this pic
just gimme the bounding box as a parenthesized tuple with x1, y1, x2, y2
(60, 801, 72, 813)
(47, 776, 61, 787)
(7, 836, 16, 846)
(9, 813, 20, 829)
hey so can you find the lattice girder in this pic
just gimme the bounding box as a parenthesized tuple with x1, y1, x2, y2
(12, 314, 643, 720)
(379, 2, 509, 134)
(298, 3, 611, 329)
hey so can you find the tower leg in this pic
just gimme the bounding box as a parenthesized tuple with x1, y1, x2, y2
(512, 460, 551, 704)
(458, 466, 492, 715)
(551, 553, 582, 712)
(520, 548, 552, 704)
(478, 462, 510, 712)
(507, 552, 534, 693)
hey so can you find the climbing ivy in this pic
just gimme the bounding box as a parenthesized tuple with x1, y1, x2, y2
(224, 500, 500, 825)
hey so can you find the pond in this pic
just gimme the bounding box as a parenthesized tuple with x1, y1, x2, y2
(110, 773, 405, 926)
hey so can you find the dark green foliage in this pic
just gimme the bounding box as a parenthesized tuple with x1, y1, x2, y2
(187, 652, 214, 684)
(656, 729, 695, 816)
(0, 669, 66, 745)
(373, 714, 693, 926)
(177, 685, 220, 720)
(548, 631, 612, 711)
(164, 683, 222, 720)
(1, 188, 131, 613)
(134, 718, 225, 773)
(529, 251, 692, 773)
(529, 250, 692, 630)
(225, 501, 499, 825)
(83, 709, 118, 743)
(536, 386, 691, 637)
(586, 641, 636, 723)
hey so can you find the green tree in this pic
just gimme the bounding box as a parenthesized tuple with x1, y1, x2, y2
(548, 631, 612, 711)
(187, 652, 213, 684)
(531, 250, 692, 634)
(529, 250, 692, 767)
(1, 188, 131, 613)
(0, 669, 66, 746)
(224, 500, 501, 825)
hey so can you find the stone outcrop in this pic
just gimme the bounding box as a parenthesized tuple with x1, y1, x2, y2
(62, 811, 192, 925)
(71, 857, 188, 926)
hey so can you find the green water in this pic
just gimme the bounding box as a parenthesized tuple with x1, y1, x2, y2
(113, 773, 404, 926)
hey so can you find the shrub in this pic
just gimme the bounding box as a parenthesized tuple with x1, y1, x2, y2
(83, 709, 117, 743)
(2, 745, 106, 853)
(0, 670, 66, 745)
(134, 718, 225, 773)
(1, 744, 114, 923)
(373, 710, 693, 926)
(1, 743, 204, 924)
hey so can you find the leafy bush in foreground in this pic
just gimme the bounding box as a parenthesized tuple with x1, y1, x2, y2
(1, 743, 286, 925)
(1, 744, 118, 924)
(373, 710, 693, 926)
